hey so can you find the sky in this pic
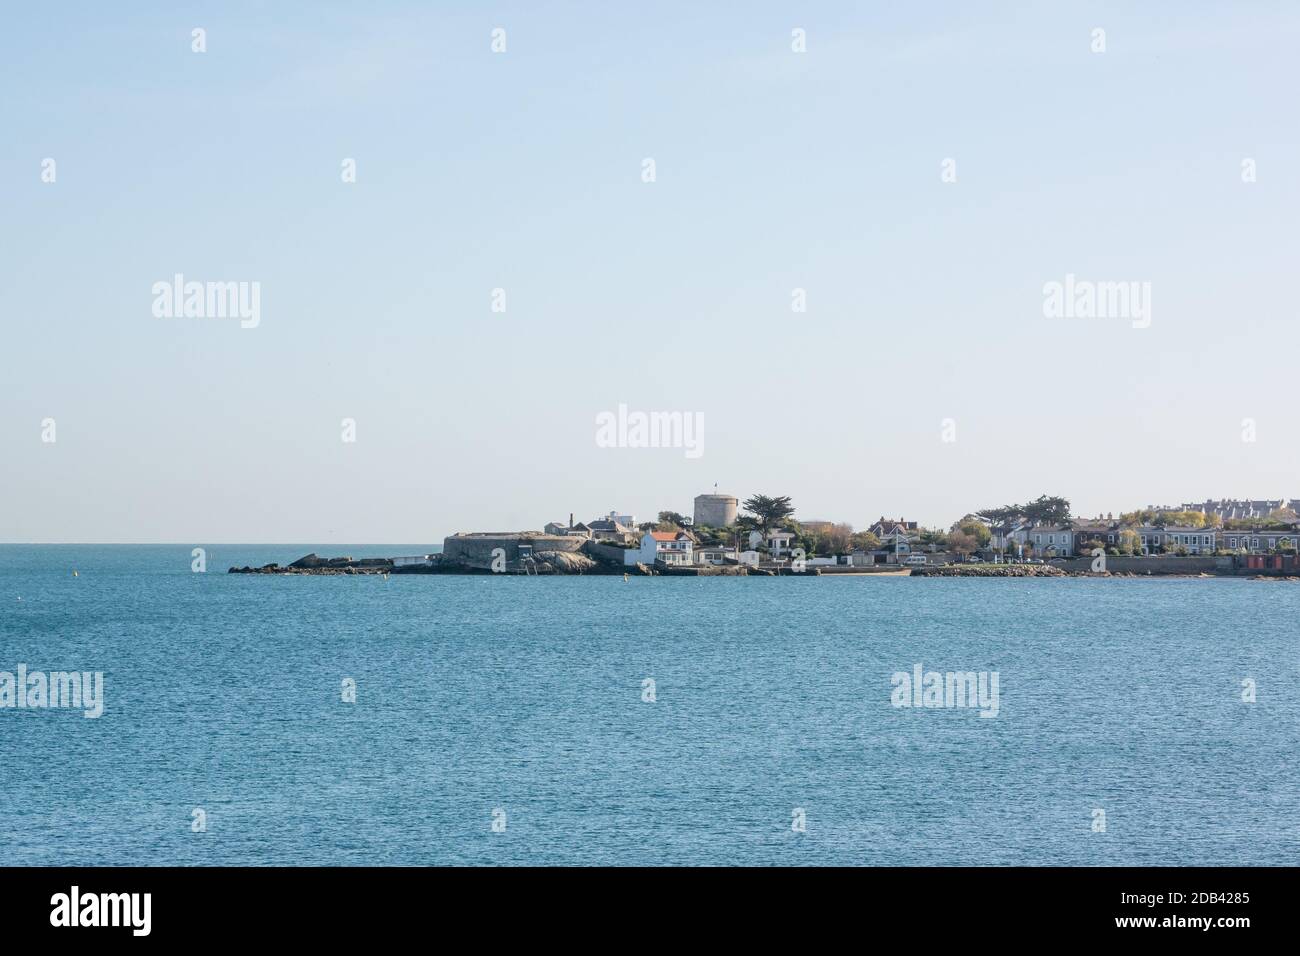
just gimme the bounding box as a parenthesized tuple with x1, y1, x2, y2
(2, 2, 1299, 543)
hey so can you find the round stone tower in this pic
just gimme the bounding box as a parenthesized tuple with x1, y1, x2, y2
(693, 493, 738, 528)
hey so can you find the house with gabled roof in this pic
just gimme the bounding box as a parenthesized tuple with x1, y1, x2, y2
(544, 520, 591, 537)
(1070, 518, 1119, 554)
(868, 517, 918, 538)
(586, 518, 637, 545)
(625, 530, 694, 566)
(989, 521, 1028, 555)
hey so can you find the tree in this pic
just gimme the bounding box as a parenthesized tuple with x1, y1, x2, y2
(1122, 508, 1218, 529)
(823, 523, 854, 555)
(951, 515, 991, 548)
(849, 531, 881, 552)
(741, 495, 795, 531)
(948, 530, 977, 556)
(657, 511, 687, 526)
(1022, 495, 1071, 526)
(976, 496, 1071, 527)
(918, 528, 947, 550)
(975, 505, 1022, 525)
(1164, 510, 1206, 528)
(1117, 529, 1141, 555)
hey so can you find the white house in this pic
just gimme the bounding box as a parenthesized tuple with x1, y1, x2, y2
(990, 523, 1028, 554)
(694, 545, 737, 566)
(766, 529, 794, 557)
(886, 530, 912, 561)
(625, 530, 694, 566)
(392, 555, 433, 567)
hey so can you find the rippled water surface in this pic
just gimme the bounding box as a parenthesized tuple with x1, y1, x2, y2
(2, 545, 1297, 865)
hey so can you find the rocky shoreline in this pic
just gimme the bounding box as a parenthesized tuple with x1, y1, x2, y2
(227, 551, 753, 576)
(228, 553, 1300, 580)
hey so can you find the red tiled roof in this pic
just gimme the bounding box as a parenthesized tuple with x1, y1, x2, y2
(649, 531, 678, 541)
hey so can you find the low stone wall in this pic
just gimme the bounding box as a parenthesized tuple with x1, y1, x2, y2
(582, 540, 633, 567)
(657, 563, 749, 576)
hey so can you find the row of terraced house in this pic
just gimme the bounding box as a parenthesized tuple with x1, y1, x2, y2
(990, 516, 1300, 558)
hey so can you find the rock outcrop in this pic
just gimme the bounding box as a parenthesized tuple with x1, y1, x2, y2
(230, 555, 393, 574)
(533, 550, 597, 574)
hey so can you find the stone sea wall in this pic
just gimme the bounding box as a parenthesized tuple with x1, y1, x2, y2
(1055, 555, 1226, 575)
(440, 533, 584, 570)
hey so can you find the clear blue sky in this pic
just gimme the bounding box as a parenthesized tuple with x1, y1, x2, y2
(3, 2, 1298, 543)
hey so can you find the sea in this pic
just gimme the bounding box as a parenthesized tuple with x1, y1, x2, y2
(1, 544, 1297, 866)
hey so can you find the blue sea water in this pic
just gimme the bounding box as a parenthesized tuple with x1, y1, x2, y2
(1, 544, 1297, 866)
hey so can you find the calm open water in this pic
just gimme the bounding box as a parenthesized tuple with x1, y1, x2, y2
(1, 544, 1297, 866)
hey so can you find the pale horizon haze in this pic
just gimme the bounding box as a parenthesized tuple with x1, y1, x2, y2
(3, 2, 1298, 543)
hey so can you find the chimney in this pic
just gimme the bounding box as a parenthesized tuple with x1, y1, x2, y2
(569, 512, 574, 530)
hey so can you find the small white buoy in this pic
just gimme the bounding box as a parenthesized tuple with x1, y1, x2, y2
(72, 570, 79, 577)
(623, 573, 628, 583)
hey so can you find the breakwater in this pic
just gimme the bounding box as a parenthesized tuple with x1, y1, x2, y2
(911, 564, 1067, 577)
